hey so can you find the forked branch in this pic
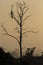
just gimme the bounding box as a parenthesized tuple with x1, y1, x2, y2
(13, 16, 20, 25)
(1, 24, 20, 44)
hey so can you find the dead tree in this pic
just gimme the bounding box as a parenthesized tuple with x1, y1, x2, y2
(1, 1, 39, 62)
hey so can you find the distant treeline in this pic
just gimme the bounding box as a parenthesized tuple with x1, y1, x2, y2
(0, 47, 43, 65)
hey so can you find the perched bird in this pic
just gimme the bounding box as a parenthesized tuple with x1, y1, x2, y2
(11, 5, 14, 19)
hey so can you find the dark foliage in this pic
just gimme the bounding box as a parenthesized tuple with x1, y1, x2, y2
(0, 47, 43, 65)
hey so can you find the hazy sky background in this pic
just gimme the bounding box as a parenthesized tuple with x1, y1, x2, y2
(0, 0, 43, 55)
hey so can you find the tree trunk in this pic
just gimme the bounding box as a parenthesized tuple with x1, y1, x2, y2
(20, 16, 22, 63)
(20, 39, 22, 62)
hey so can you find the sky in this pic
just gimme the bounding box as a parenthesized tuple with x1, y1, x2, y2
(0, 0, 43, 55)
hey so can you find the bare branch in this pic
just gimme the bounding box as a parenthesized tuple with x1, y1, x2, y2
(17, 2, 24, 17)
(18, 3, 23, 9)
(1, 24, 20, 44)
(22, 30, 39, 35)
(23, 1, 29, 12)
(23, 5, 28, 11)
(23, 8, 29, 15)
(23, 15, 31, 22)
(17, 2, 22, 11)
(13, 16, 20, 25)
(1, 24, 8, 34)
(4, 33, 20, 44)
(17, 2, 20, 17)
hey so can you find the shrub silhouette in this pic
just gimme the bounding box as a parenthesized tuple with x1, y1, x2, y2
(25, 47, 36, 57)
(0, 47, 17, 65)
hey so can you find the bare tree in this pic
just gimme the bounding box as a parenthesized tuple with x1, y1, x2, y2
(1, 1, 39, 62)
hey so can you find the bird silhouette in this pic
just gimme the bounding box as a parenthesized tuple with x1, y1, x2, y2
(11, 5, 14, 19)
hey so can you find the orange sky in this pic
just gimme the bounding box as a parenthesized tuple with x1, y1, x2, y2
(0, 0, 43, 54)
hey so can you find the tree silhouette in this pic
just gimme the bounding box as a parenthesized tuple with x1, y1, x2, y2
(1, 1, 39, 62)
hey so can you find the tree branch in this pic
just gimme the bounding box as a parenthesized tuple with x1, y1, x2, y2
(17, 2, 20, 17)
(1, 24, 20, 44)
(1, 24, 8, 34)
(23, 1, 29, 13)
(23, 8, 29, 16)
(22, 30, 39, 35)
(4, 33, 20, 44)
(17, 1, 24, 17)
(23, 15, 31, 22)
(13, 16, 20, 25)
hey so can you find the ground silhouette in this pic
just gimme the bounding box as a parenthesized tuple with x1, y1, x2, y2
(0, 47, 43, 65)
